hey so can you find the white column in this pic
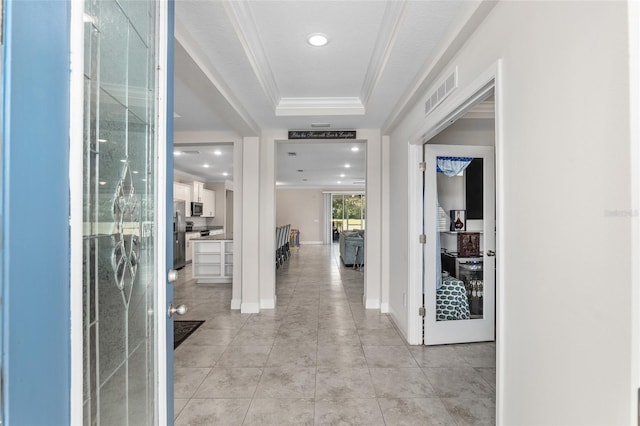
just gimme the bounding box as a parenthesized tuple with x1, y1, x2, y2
(231, 137, 243, 309)
(258, 132, 277, 309)
(380, 135, 391, 313)
(362, 129, 382, 309)
(241, 136, 260, 313)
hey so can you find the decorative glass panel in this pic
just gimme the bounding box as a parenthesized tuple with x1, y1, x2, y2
(83, 1, 157, 424)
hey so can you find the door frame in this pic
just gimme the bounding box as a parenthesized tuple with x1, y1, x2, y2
(407, 60, 505, 420)
(68, 1, 172, 423)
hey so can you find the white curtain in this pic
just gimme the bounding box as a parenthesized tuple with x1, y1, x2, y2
(323, 193, 332, 245)
(437, 156, 473, 176)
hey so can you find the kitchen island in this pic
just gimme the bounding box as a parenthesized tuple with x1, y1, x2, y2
(190, 233, 233, 284)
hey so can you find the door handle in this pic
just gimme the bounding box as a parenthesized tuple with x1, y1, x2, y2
(168, 269, 178, 283)
(169, 304, 187, 318)
(487, 250, 496, 257)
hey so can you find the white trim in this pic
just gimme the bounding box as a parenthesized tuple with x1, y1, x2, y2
(241, 302, 260, 314)
(230, 299, 241, 310)
(628, 0, 640, 422)
(260, 298, 275, 309)
(276, 97, 365, 116)
(299, 240, 323, 245)
(365, 299, 380, 309)
(493, 60, 506, 426)
(360, 1, 407, 106)
(406, 143, 423, 345)
(69, 0, 85, 423)
(380, 302, 389, 313)
(155, 1, 169, 424)
(222, 0, 280, 109)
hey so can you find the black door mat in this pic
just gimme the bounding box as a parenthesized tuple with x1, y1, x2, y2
(174, 320, 204, 349)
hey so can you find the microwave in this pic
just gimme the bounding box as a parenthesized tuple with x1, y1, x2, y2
(191, 202, 203, 216)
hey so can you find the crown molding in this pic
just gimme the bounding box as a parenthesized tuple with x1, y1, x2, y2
(174, 17, 261, 136)
(223, 1, 281, 110)
(276, 97, 365, 116)
(360, 0, 408, 107)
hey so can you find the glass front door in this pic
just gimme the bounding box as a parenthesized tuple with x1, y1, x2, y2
(82, 1, 161, 423)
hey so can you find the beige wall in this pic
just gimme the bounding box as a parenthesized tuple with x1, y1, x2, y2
(276, 188, 324, 243)
(388, 1, 633, 424)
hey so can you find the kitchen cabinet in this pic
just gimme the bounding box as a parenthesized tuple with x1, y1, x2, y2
(192, 237, 233, 283)
(174, 182, 192, 217)
(201, 189, 216, 217)
(193, 181, 205, 202)
(185, 232, 201, 262)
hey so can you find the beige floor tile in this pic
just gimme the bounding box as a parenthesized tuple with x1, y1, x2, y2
(363, 345, 419, 368)
(378, 397, 457, 426)
(254, 367, 316, 398)
(315, 367, 376, 398)
(314, 398, 385, 426)
(243, 398, 314, 426)
(174, 398, 250, 426)
(370, 368, 435, 398)
(193, 368, 263, 398)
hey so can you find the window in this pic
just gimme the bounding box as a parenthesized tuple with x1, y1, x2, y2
(332, 194, 365, 233)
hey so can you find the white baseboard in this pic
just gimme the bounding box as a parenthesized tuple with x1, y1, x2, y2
(240, 302, 260, 313)
(380, 302, 389, 313)
(365, 298, 381, 309)
(260, 298, 275, 309)
(299, 241, 323, 245)
(230, 299, 241, 310)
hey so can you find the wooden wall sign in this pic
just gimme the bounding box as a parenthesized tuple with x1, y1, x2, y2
(288, 130, 356, 140)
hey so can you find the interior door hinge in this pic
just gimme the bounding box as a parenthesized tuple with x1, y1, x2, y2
(419, 161, 426, 172)
(419, 234, 426, 244)
(419, 306, 426, 317)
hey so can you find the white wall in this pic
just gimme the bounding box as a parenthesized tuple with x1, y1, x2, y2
(388, 1, 634, 424)
(276, 189, 324, 243)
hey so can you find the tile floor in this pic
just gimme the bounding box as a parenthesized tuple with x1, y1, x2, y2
(173, 244, 496, 425)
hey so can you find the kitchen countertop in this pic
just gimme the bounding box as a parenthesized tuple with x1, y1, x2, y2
(191, 233, 233, 241)
(187, 226, 223, 232)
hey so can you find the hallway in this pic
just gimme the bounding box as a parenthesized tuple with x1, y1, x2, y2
(173, 245, 495, 425)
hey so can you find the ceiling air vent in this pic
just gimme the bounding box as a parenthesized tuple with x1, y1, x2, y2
(425, 67, 458, 116)
(287, 152, 297, 156)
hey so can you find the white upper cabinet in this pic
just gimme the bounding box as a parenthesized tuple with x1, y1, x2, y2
(193, 181, 205, 202)
(174, 182, 192, 217)
(202, 189, 216, 217)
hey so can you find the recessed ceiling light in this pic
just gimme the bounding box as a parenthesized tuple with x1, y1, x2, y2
(98, 138, 108, 143)
(307, 33, 329, 47)
(203, 164, 210, 168)
(222, 172, 229, 177)
(132, 170, 139, 174)
(173, 151, 181, 156)
(340, 174, 345, 178)
(344, 164, 351, 168)
(351, 146, 360, 152)
(337, 181, 342, 184)
(98, 181, 106, 186)
(120, 159, 127, 163)
(213, 150, 222, 156)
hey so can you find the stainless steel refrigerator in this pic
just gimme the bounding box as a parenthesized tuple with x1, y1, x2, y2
(173, 201, 186, 269)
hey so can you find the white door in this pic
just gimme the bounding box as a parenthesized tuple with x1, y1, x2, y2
(423, 144, 496, 345)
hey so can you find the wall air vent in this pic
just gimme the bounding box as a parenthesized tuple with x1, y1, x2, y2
(425, 67, 458, 116)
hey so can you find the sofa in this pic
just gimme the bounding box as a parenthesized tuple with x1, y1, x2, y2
(339, 230, 364, 266)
